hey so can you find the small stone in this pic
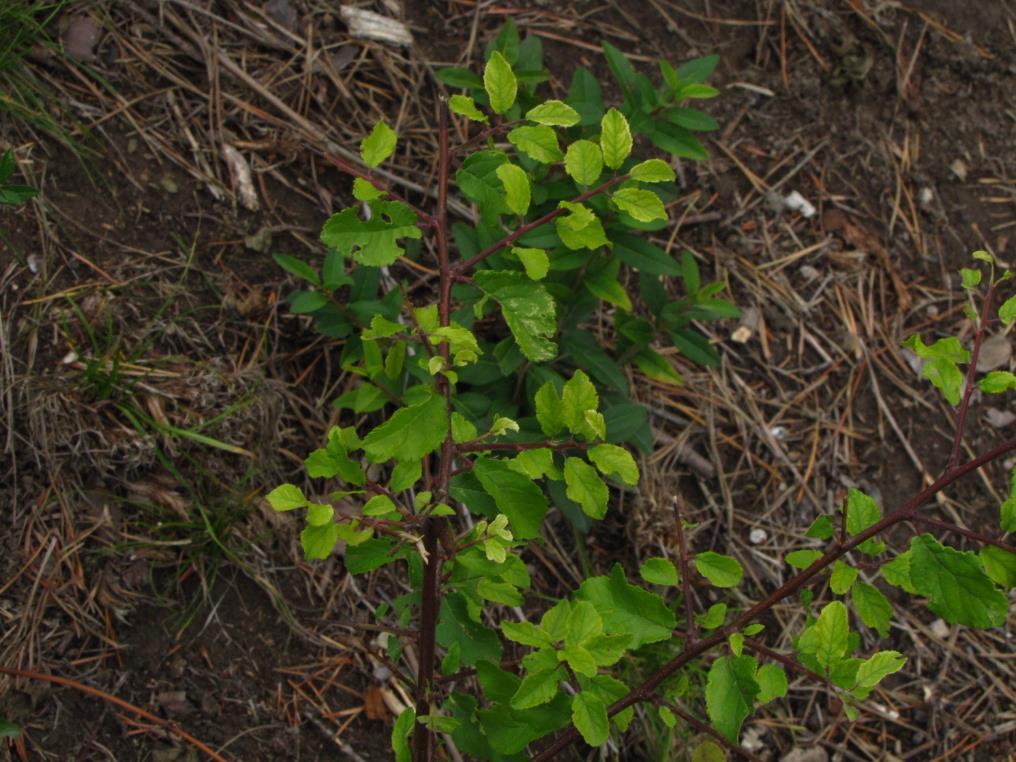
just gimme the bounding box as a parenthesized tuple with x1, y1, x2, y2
(950, 158, 968, 181)
(749, 528, 767, 544)
(799, 264, 820, 281)
(62, 15, 101, 62)
(976, 334, 1011, 372)
(782, 748, 828, 762)
(930, 618, 950, 639)
(919, 187, 934, 208)
(244, 227, 273, 253)
(986, 407, 1016, 428)
(159, 175, 179, 194)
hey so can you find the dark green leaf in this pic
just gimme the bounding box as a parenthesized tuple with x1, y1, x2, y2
(575, 564, 676, 647)
(567, 67, 605, 127)
(436, 67, 484, 89)
(473, 457, 548, 539)
(851, 582, 892, 637)
(677, 54, 720, 83)
(980, 546, 1016, 588)
(705, 655, 759, 742)
(564, 456, 609, 519)
(361, 393, 448, 463)
(910, 534, 1007, 628)
(474, 270, 557, 361)
(612, 233, 681, 276)
(438, 592, 503, 666)
(601, 41, 637, 96)
(571, 692, 608, 746)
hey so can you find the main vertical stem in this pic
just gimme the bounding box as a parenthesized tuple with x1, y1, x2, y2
(412, 101, 453, 762)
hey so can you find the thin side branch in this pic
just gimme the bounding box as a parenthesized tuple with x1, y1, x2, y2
(948, 283, 995, 470)
(673, 496, 699, 643)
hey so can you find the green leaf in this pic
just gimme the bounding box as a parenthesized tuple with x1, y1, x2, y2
(267, 483, 307, 511)
(564, 457, 609, 519)
(564, 139, 604, 186)
(601, 41, 637, 96)
(305, 502, 335, 526)
(361, 393, 448, 463)
(1003, 468, 1016, 532)
(705, 655, 759, 742)
(473, 457, 549, 539)
(0, 718, 21, 739)
(600, 108, 632, 170)
(612, 233, 681, 276)
(511, 667, 564, 709)
(555, 201, 609, 250)
(634, 350, 684, 386)
(584, 257, 632, 312)
(881, 552, 918, 594)
(830, 561, 859, 595)
(534, 381, 565, 436)
(526, 99, 580, 127)
(979, 370, 1016, 394)
(925, 357, 965, 405)
(638, 557, 678, 586)
(675, 83, 720, 99)
(513, 246, 549, 280)
(496, 163, 531, 216)
(437, 593, 503, 666)
(677, 54, 720, 83)
(392, 708, 415, 762)
(561, 370, 600, 437)
(696, 602, 727, 629)
(903, 334, 970, 363)
(960, 267, 982, 289)
(611, 187, 667, 222)
(0, 185, 39, 205)
(786, 549, 823, 569)
(274, 253, 320, 286)
(584, 635, 632, 668)
(567, 67, 605, 126)
(486, 18, 520, 64)
(360, 121, 397, 168)
(484, 51, 518, 114)
(0, 150, 13, 182)
(502, 621, 553, 648)
(851, 582, 892, 637)
(571, 692, 609, 746)
(363, 494, 397, 517)
(692, 740, 726, 762)
(663, 107, 719, 132)
(566, 600, 604, 648)
(694, 552, 744, 588)
(457, 149, 509, 222)
(450, 413, 478, 444)
(344, 537, 398, 574)
(435, 67, 483, 89)
(352, 177, 384, 201)
(909, 534, 1007, 628)
(588, 443, 639, 485)
(449, 94, 488, 123)
(980, 546, 1016, 587)
(799, 601, 850, 670)
(575, 564, 676, 647)
(362, 314, 405, 339)
(647, 120, 708, 160)
(998, 294, 1016, 326)
(806, 515, 835, 540)
(853, 650, 905, 692)
(972, 249, 995, 264)
(845, 488, 885, 555)
(320, 200, 422, 267)
(755, 663, 787, 704)
(300, 522, 340, 560)
(289, 291, 328, 314)
(628, 158, 676, 183)
(474, 270, 557, 362)
(508, 125, 563, 163)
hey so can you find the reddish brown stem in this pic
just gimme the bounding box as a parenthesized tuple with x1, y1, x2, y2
(532, 437, 1016, 760)
(673, 496, 699, 643)
(911, 514, 1016, 554)
(948, 283, 995, 470)
(656, 697, 764, 762)
(452, 174, 629, 274)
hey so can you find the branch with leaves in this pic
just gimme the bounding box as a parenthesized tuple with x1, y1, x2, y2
(266, 18, 1016, 762)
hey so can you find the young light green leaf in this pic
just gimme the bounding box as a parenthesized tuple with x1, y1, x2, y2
(474, 270, 557, 362)
(696, 602, 727, 629)
(979, 370, 1016, 394)
(300, 522, 340, 560)
(564, 457, 609, 519)
(360, 121, 397, 168)
(571, 692, 609, 746)
(880, 551, 918, 594)
(490, 416, 520, 436)
(575, 564, 676, 647)
(566, 600, 604, 648)
(363, 494, 397, 517)
(806, 515, 835, 540)
(705, 655, 759, 742)
(728, 632, 744, 656)
(854, 650, 905, 690)
(611, 187, 667, 222)
(352, 177, 384, 201)
(799, 601, 850, 669)
(629, 159, 676, 183)
(449, 94, 489, 123)
(903, 334, 971, 363)
(599, 108, 632, 170)
(639, 557, 678, 586)
(502, 620, 553, 648)
(555, 201, 610, 250)
(846, 488, 886, 555)
(507, 125, 563, 163)
(588, 443, 639, 485)
(1003, 467, 1016, 532)
(924, 357, 964, 405)
(496, 163, 531, 216)
(980, 546, 1016, 588)
(511, 667, 564, 710)
(484, 51, 517, 114)
(960, 267, 982, 289)
(999, 294, 1016, 326)
(305, 502, 335, 526)
(320, 200, 422, 267)
(851, 581, 892, 637)
(829, 561, 859, 595)
(534, 381, 565, 436)
(694, 552, 744, 588)
(513, 246, 549, 280)
(564, 139, 604, 186)
(391, 708, 415, 762)
(525, 99, 581, 127)
(451, 412, 478, 444)
(561, 370, 599, 437)
(909, 534, 1007, 628)
(361, 393, 448, 463)
(267, 483, 307, 512)
(755, 663, 787, 704)
(785, 549, 823, 569)
(274, 254, 320, 286)
(971, 249, 994, 264)
(473, 456, 549, 539)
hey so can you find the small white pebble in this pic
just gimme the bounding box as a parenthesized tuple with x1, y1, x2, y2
(749, 528, 767, 544)
(61, 351, 78, 365)
(930, 618, 950, 639)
